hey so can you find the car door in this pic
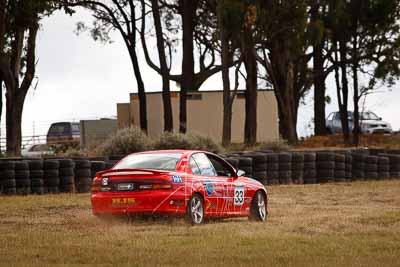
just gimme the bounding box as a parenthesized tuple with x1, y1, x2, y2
(205, 154, 248, 216)
(189, 153, 227, 215)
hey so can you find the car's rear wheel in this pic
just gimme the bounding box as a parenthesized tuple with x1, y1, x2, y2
(187, 194, 204, 225)
(249, 191, 267, 222)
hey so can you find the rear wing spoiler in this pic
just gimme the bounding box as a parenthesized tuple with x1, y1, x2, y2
(96, 168, 170, 177)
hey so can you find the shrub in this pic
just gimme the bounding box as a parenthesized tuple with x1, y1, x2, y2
(97, 127, 151, 156)
(188, 134, 222, 153)
(153, 132, 222, 153)
(260, 139, 291, 152)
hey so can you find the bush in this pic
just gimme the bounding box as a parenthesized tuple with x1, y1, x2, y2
(260, 139, 291, 152)
(188, 134, 222, 153)
(153, 132, 222, 153)
(97, 127, 151, 156)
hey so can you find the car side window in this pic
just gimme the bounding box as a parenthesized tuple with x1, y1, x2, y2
(189, 157, 201, 175)
(191, 153, 217, 176)
(206, 154, 236, 178)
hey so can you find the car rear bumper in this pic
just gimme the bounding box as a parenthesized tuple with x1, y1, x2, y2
(91, 189, 187, 215)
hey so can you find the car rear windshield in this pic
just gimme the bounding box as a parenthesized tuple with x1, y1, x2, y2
(113, 153, 182, 171)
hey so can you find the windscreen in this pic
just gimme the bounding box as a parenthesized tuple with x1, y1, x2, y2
(360, 112, 379, 120)
(113, 153, 182, 171)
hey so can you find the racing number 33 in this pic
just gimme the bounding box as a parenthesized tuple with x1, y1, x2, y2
(234, 186, 245, 206)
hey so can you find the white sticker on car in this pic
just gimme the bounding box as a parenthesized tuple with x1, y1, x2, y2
(234, 186, 245, 206)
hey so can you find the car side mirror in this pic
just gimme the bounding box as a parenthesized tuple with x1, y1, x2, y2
(378, 117, 382, 121)
(236, 169, 246, 177)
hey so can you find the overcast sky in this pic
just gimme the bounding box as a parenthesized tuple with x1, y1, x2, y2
(1, 8, 399, 141)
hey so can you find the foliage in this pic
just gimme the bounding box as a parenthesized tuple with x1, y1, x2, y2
(153, 132, 222, 153)
(260, 139, 291, 152)
(97, 126, 152, 156)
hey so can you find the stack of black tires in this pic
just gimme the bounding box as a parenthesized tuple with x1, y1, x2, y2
(59, 159, 75, 193)
(237, 157, 253, 178)
(15, 161, 30, 195)
(278, 153, 292, 185)
(224, 157, 239, 170)
(0, 161, 16, 195)
(74, 159, 92, 193)
(266, 153, 279, 185)
(29, 160, 44, 195)
(344, 153, 353, 181)
(316, 152, 335, 183)
(303, 153, 317, 184)
(351, 153, 367, 181)
(245, 153, 267, 184)
(334, 154, 346, 182)
(91, 161, 107, 180)
(364, 156, 378, 180)
(377, 156, 390, 180)
(44, 160, 60, 194)
(291, 153, 304, 184)
(380, 154, 400, 178)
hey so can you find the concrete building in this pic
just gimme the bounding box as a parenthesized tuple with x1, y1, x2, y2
(117, 90, 279, 143)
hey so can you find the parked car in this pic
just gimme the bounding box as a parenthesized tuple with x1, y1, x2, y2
(326, 111, 393, 134)
(91, 150, 268, 224)
(21, 144, 54, 157)
(46, 122, 80, 144)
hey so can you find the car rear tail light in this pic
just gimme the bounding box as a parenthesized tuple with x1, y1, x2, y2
(138, 183, 172, 190)
(91, 179, 101, 193)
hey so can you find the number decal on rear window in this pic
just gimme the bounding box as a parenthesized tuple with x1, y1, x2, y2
(234, 186, 245, 206)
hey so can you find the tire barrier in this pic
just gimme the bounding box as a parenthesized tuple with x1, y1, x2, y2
(0, 149, 400, 196)
(15, 161, 31, 195)
(44, 160, 60, 194)
(316, 152, 335, 183)
(266, 153, 279, 185)
(334, 154, 346, 182)
(29, 160, 44, 195)
(379, 154, 400, 178)
(291, 153, 304, 185)
(351, 153, 367, 181)
(0, 161, 16, 195)
(237, 157, 253, 178)
(244, 152, 267, 184)
(278, 153, 292, 185)
(303, 153, 317, 184)
(365, 156, 379, 180)
(74, 160, 92, 193)
(91, 161, 107, 180)
(378, 156, 390, 180)
(59, 159, 75, 193)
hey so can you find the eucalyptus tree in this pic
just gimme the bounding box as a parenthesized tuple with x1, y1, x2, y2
(0, 0, 55, 155)
(257, 0, 312, 144)
(65, 0, 150, 132)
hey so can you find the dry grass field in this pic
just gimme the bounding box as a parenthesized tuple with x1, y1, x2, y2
(0, 181, 400, 266)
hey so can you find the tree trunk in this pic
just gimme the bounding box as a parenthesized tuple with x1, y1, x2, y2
(179, 0, 197, 133)
(352, 49, 360, 146)
(218, 7, 232, 146)
(277, 63, 298, 144)
(150, 0, 173, 132)
(6, 88, 25, 156)
(128, 48, 147, 132)
(5, 23, 38, 156)
(242, 27, 257, 145)
(313, 42, 327, 136)
(338, 39, 350, 144)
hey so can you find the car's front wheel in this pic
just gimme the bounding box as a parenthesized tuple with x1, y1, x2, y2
(249, 191, 267, 222)
(187, 194, 204, 225)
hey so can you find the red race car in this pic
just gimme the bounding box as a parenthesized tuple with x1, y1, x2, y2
(91, 150, 268, 224)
